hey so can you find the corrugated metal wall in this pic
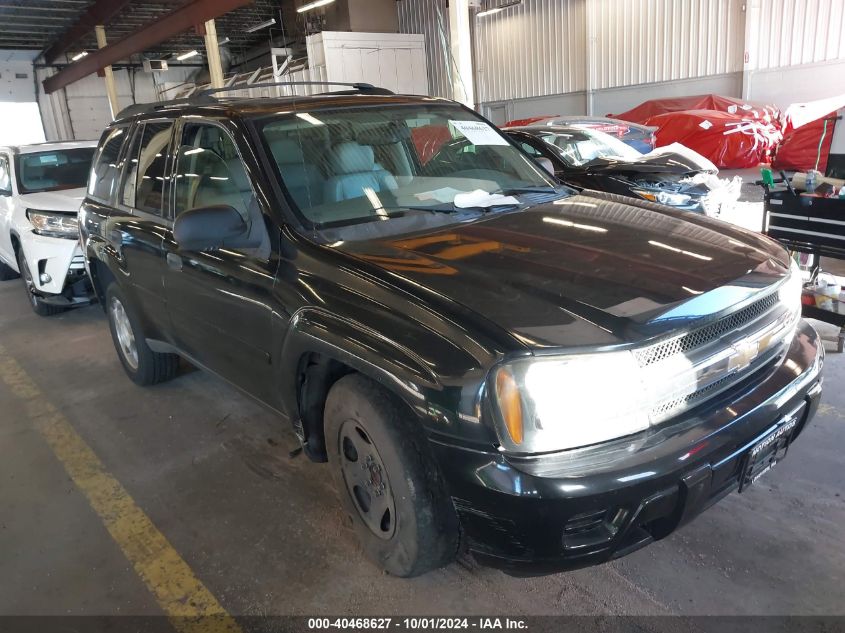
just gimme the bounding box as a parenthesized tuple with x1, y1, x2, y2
(752, 0, 845, 70)
(474, 0, 586, 102)
(474, 0, 743, 103)
(592, 0, 744, 88)
(397, 0, 451, 97)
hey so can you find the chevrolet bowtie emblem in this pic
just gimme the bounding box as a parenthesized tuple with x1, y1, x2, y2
(729, 339, 759, 372)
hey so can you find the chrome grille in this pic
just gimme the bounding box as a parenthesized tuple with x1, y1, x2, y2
(635, 292, 780, 367)
(69, 255, 86, 271)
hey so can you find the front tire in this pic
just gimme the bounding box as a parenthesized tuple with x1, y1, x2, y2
(324, 374, 459, 577)
(105, 282, 179, 386)
(16, 248, 62, 316)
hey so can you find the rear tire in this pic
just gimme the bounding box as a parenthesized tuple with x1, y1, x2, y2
(105, 282, 179, 386)
(324, 373, 459, 577)
(16, 248, 63, 316)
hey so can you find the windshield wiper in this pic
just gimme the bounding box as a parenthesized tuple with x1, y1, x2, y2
(492, 186, 560, 195)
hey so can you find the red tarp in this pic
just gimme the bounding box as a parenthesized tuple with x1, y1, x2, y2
(773, 94, 845, 172)
(410, 124, 452, 165)
(643, 109, 782, 169)
(504, 115, 557, 127)
(614, 94, 780, 126)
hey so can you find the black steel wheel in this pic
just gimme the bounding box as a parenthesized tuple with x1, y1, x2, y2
(324, 373, 459, 577)
(337, 418, 397, 540)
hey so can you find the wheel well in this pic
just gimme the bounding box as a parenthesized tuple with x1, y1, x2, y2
(10, 233, 20, 255)
(296, 352, 355, 462)
(89, 258, 116, 312)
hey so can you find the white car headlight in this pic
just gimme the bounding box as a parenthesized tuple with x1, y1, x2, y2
(26, 209, 79, 239)
(656, 191, 692, 206)
(492, 352, 650, 454)
(778, 257, 803, 315)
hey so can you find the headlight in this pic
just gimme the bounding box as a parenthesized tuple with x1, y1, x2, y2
(779, 257, 803, 313)
(26, 209, 79, 239)
(492, 353, 650, 454)
(632, 189, 693, 207)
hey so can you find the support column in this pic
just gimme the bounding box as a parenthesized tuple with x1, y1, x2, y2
(95, 25, 120, 119)
(585, 0, 597, 115)
(741, 0, 760, 100)
(448, 0, 474, 107)
(203, 18, 225, 89)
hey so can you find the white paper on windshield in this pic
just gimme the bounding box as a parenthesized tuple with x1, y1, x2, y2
(415, 187, 465, 203)
(453, 189, 520, 208)
(450, 120, 509, 146)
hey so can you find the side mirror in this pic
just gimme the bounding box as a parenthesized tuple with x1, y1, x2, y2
(173, 205, 248, 251)
(535, 157, 556, 177)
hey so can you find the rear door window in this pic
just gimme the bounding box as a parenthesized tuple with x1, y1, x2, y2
(88, 126, 128, 201)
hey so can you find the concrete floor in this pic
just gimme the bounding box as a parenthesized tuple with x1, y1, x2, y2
(1, 278, 844, 619)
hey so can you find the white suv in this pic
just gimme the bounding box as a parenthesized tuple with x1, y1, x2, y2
(0, 141, 97, 315)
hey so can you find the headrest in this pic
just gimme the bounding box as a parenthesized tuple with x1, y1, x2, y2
(329, 142, 375, 175)
(270, 138, 305, 165)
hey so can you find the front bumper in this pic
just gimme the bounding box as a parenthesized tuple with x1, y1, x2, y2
(431, 321, 824, 575)
(19, 230, 94, 305)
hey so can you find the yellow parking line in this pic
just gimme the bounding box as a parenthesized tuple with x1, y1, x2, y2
(0, 344, 242, 633)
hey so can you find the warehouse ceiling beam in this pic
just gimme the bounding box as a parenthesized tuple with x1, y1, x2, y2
(43, 0, 133, 63)
(43, 0, 254, 94)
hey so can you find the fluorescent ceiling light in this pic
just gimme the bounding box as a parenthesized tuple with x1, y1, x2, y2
(71, 51, 88, 61)
(477, 0, 522, 17)
(246, 18, 276, 32)
(176, 50, 199, 61)
(297, 0, 336, 13)
(296, 112, 324, 126)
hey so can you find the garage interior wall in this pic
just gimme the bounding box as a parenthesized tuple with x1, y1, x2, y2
(399, 0, 845, 124)
(745, 0, 845, 107)
(37, 66, 195, 141)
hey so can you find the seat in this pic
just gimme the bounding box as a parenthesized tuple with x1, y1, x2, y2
(268, 138, 324, 209)
(191, 151, 250, 218)
(323, 142, 397, 203)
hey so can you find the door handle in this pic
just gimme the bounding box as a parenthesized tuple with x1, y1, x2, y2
(166, 253, 183, 271)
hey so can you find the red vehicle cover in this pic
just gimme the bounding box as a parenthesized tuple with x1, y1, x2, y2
(614, 95, 780, 126)
(503, 115, 557, 127)
(410, 124, 452, 165)
(643, 109, 782, 169)
(773, 94, 845, 172)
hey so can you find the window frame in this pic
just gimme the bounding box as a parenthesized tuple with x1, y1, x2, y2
(114, 117, 178, 222)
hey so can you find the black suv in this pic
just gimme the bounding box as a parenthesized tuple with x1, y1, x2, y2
(80, 84, 824, 577)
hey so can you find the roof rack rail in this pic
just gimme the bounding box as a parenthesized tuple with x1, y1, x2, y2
(115, 81, 394, 120)
(195, 80, 394, 98)
(115, 98, 195, 120)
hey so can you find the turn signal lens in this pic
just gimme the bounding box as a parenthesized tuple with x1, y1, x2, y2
(495, 368, 524, 445)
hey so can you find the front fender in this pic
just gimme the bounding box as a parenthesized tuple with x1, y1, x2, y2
(279, 307, 439, 420)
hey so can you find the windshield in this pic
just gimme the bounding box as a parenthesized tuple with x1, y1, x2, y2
(258, 104, 563, 239)
(536, 128, 642, 167)
(15, 148, 96, 194)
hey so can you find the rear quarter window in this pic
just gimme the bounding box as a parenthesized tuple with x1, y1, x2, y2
(88, 126, 128, 201)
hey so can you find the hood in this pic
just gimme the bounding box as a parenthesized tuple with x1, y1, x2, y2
(336, 194, 789, 350)
(18, 188, 87, 214)
(583, 151, 715, 176)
